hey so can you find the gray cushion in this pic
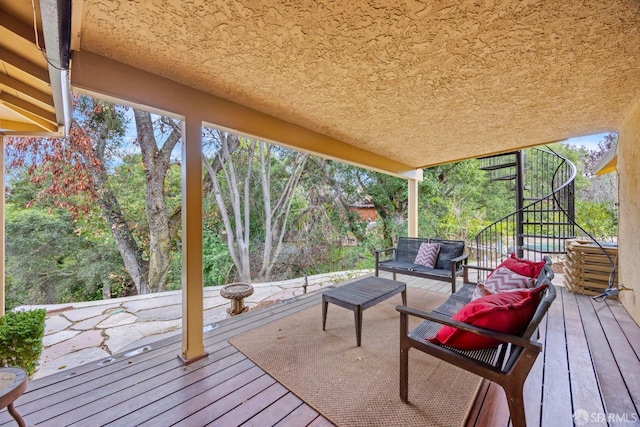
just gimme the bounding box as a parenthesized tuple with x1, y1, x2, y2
(410, 266, 452, 277)
(435, 241, 465, 270)
(379, 260, 417, 270)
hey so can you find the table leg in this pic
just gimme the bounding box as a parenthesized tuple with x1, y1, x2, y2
(7, 403, 26, 427)
(354, 305, 363, 347)
(322, 297, 328, 331)
(401, 289, 407, 306)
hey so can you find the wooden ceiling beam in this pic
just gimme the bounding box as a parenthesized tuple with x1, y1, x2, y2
(0, 9, 43, 46)
(0, 103, 58, 133)
(0, 74, 53, 106)
(0, 47, 49, 83)
(0, 119, 44, 133)
(0, 93, 56, 125)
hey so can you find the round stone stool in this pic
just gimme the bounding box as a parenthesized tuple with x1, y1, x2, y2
(220, 283, 254, 316)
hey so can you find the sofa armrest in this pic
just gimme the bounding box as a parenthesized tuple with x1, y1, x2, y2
(374, 247, 396, 263)
(450, 253, 469, 273)
(374, 247, 396, 276)
(396, 305, 541, 351)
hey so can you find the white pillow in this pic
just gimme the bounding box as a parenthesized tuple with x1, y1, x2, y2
(471, 266, 535, 300)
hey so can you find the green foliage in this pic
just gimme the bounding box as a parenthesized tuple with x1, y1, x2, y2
(319, 245, 373, 273)
(0, 309, 46, 376)
(417, 159, 513, 240)
(203, 229, 235, 286)
(575, 200, 618, 241)
(5, 200, 124, 309)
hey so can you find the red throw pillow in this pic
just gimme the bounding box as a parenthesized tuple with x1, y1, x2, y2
(429, 285, 547, 350)
(414, 242, 440, 268)
(489, 253, 546, 279)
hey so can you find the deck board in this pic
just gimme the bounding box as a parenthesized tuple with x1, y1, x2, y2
(589, 296, 640, 411)
(577, 294, 637, 419)
(563, 289, 607, 419)
(540, 287, 573, 426)
(211, 382, 290, 427)
(1, 273, 638, 427)
(608, 300, 640, 358)
(273, 403, 325, 427)
(240, 393, 306, 426)
(523, 311, 546, 427)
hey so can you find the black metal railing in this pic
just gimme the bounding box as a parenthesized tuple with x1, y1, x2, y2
(472, 147, 577, 279)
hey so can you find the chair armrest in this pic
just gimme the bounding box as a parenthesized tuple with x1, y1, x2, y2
(395, 305, 541, 351)
(462, 264, 494, 284)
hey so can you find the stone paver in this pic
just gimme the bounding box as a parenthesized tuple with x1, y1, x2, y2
(203, 308, 231, 326)
(244, 286, 279, 303)
(134, 304, 182, 321)
(42, 330, 80, 347)
(203, 295, 228, 310)
(71, 313, 109, 331)
(119, 330, 181, 353)
(96, 312, 138, 328)
(104, 319, 182, 354)
(44, 316, 72, 335)
(122, 292, 181, 312)
(32, 347, 111, 380)
(40, 329, 104, 364)
(63, 304, 121, 322)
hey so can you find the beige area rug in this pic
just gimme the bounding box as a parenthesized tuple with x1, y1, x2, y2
(230, 288, 482, 427)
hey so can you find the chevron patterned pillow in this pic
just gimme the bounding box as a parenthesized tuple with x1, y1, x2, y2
(414, 242, 440, 268)
(475, 266, 535, 299)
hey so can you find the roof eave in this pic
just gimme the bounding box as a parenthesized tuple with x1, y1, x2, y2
(593, 148, 618, 176)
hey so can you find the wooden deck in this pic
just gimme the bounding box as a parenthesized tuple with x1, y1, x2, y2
(1, 273, 638, 426)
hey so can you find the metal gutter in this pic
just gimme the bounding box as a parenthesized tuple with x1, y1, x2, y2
(39, 0, 73, 136)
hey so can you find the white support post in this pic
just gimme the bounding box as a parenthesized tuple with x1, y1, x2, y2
(408, 178, 419, 237)
(179, 117, 207, 364)
(0, 136, 4, 317)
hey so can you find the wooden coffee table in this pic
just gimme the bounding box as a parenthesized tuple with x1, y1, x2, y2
(322, 276, 406, 346)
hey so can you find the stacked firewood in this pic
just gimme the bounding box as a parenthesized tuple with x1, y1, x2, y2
(564, 239, 618, 297)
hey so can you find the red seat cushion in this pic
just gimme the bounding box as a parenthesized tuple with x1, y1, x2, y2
(429, 285, 547, 350)
(490, 253, 546, 278)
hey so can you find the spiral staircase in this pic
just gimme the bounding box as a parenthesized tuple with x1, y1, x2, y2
(471, 147, 578, 276)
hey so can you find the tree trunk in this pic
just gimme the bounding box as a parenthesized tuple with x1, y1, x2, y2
(204, 132, 252, 282)
(133, 110, 181, 293)
(72, 119, 149, 296)
(91, 164, 149, 295)
(257, 147, 308, 281)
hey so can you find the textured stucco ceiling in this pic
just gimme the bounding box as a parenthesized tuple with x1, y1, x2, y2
(77, 0, 640, 168)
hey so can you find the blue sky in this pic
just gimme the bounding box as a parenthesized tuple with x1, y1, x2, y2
(565, 132, 614, 151)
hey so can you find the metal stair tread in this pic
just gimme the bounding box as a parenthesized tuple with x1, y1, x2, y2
(519, 233, 576, 238)
(478, 162, 518, 171)
(489, 174, 517, 181)
(522, 221, 574, 226)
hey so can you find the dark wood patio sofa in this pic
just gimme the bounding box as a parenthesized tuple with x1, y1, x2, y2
(374, 236, 468, 294)
(396, 258, 556, 427)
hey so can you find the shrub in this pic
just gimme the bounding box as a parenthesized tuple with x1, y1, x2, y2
(0, 309, 46, 376)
